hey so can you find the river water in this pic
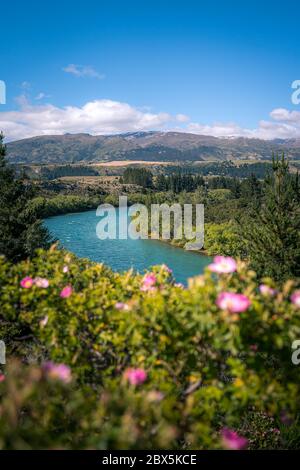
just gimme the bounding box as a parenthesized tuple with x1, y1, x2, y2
(45, 209, 211, 284)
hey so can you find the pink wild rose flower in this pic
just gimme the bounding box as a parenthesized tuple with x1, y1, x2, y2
(43, 362, 72, 383)
(208, 256, 237, 274)
(124, 368, 147, 386)
(216, 292, 251, 313)
(141, 273, 157, 291)
(221, 428, 248, 450)
(291, 290, 300, 308)
(60, 285, 73, 298)
(259, 284, 276, 296)
(34, 277, 49, 288)
(20, 276, 34, 289)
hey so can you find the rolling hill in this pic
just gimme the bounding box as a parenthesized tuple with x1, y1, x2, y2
(6, 131, 300, 164)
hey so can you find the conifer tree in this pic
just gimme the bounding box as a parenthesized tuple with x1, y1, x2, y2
(0, 132, 52, 261)
(242, 154, 300, 281)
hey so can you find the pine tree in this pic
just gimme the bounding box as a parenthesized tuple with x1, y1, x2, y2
(0, 132, 52, 262)
(242, 154, 300, 281)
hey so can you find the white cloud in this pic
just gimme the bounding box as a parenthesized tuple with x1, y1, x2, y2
(269, 108, 300, 123)
(175, 113, 190, 123)
(63, 64, 105, 79)
(184, 108, 300, 140)
(0, 99, 177, 141)
(186, 121, 249, 138)
(1, 97, 300, 142)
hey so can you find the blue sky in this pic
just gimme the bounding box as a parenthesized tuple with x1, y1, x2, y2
(1, 0, 300, 140)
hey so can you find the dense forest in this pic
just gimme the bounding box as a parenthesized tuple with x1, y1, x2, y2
(39, 164, 100, 180)
(121, 167, 153, 187)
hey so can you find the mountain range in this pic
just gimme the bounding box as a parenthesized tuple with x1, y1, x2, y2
(6, 131, 300, 164)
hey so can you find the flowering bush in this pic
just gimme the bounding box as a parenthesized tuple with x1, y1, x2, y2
(0, 248, 300, 449)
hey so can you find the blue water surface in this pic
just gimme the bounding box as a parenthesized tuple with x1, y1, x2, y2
(45, 210, 211, 285)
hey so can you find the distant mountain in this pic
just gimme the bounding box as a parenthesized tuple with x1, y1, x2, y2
(6, 131, 300, 164)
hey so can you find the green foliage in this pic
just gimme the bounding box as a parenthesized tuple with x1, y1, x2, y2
(205, 222, 246, 257)
(207, 188, 233, 203)
(194, 161, 272, 179)
(122, 168, 153, 188)
(0, 133, 52, 262)
(1, 248, 300, 449)
(155, 173, 204, 192)
(40, 164, 100, 180)
(30, 194, 102, 218)
(242, 155, 300, 281)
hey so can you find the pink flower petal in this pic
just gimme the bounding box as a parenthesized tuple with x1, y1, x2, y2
(216, 292, 251, 313)
(291, 290, 300, 308)
(124, 367, 147, 386)
(34, 277, 49, 288)
(60, 285, 73, 298)
(208, 256, 237, 274)
(221, 428, 248, 450)
(141, 273, 157, 291)
(20, 276, 34, 289)
(259, 284, 276, 296)
(42, 362, 72, 383)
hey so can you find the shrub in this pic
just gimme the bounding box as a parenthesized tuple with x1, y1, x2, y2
(0, 249, 300, 449)
(204, 222, 246, 257)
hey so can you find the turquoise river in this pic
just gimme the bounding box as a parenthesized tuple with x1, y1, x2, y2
(45, 209, 211, 285)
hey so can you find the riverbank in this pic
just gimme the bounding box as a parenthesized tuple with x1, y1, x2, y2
(153, 236, 210, 256)
(31, 194, 101, 218)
